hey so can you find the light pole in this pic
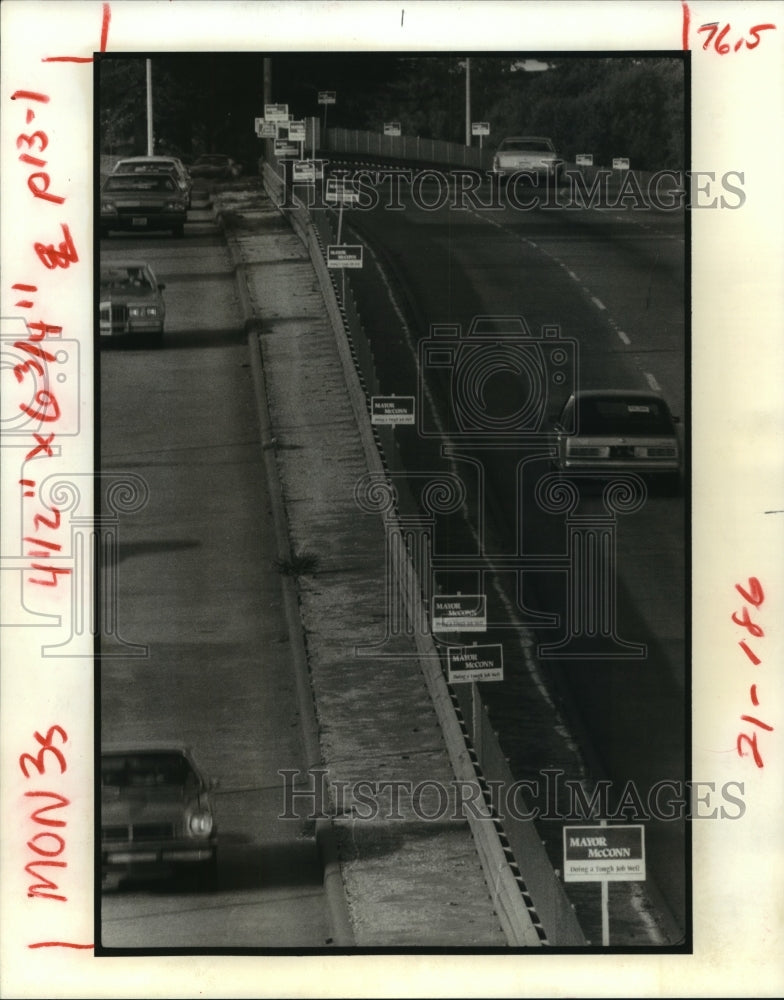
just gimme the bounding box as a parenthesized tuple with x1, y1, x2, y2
(146, 59, 153, 154)
(465, 56, 471, 146)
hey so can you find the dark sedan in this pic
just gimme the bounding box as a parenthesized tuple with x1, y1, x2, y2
(100, 172, 187, 237)
(189, 153, 243, 180)
(101, 744, 219, 890)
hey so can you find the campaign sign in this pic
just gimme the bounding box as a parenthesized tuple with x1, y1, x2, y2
(292, 159, 324, 183)
(471, 121, 490, 136)
(432, 594, 487, 632)
(289, 120, 306, 141)
(612, 157, 631, 170)
(576, 153, 594, 166)
(274, 139, 299, 158)
(256, 120, 277, 138)
(447, 645, 503, 684)
(563, 825, 646, 882)
(327, 245, 364, 269)
(371, 396, 415, 425)
(318, 91, 337, 104)
(325, 177, 361, 204)
(265, 103, 289, 122)
(384, 122, 402, 136)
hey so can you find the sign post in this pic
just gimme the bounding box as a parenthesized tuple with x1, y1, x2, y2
(318, 90, 336, 136)
(471, 121, 490, 151)
(563, 822, 646, 945)
(446, 642, 503, 758)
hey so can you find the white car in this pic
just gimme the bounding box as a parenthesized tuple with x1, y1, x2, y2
(492, 136, 561, 186)
(99, 260, 166, 346)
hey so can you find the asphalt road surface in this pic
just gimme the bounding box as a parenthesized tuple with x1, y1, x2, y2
(98, 200, 331, 949)
(321, 167, 688, 942)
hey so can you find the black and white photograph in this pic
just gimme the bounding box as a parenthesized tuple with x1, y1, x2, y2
(97, 49, 688, 952)
(1, 1, 783, 997)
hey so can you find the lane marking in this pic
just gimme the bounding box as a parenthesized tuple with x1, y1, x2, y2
(645, 372, 662, 392)
(345, 220, 573, 725)
(591, 296, 606, 311)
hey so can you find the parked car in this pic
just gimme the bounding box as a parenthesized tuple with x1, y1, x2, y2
(492, 135, 561, 186)
(189, 153, 243, 180)
(112, 155, 193, 206)
(99, 261, 166, 346)
(100, 171, 187, 237)
(101, 744, 218, 890)
(552, 389, 683, 492)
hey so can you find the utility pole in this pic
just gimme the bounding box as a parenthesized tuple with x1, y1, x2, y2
(146, 59, 153, 154)
(465, 56, 471, 146)
(263, 57, 272, 165)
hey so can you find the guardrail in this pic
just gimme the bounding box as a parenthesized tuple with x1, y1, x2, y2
(321, 128, 684, 202)
(326, 127, 493, 170)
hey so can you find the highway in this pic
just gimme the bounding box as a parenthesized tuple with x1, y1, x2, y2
(99, 163, 688, 948)
(318, 164, 688, 943)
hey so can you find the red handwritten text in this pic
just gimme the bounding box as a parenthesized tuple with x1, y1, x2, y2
(733, 577, 773, 768)
(8, 84, 77, 588)
(42, 2, 111, 63)
(682, 5, 777, 53)
(19, 727, 69, 901)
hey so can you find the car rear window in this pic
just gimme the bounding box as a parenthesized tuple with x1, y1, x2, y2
(100, 267, 154, 290)
(500, 139, 554, 152)
(104, 175, 176, 192)
(102, 753, 195, 788)
(576, 398, 674, 435)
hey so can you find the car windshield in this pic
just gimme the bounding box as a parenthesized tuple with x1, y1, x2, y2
(574, 397, 674, 435)
(198, 155, 227, 164)
(104, 175, 176, 192)
(500, 139, 554, 152)
(102, 752, 197, 789)
(100, 267, 154, 291)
